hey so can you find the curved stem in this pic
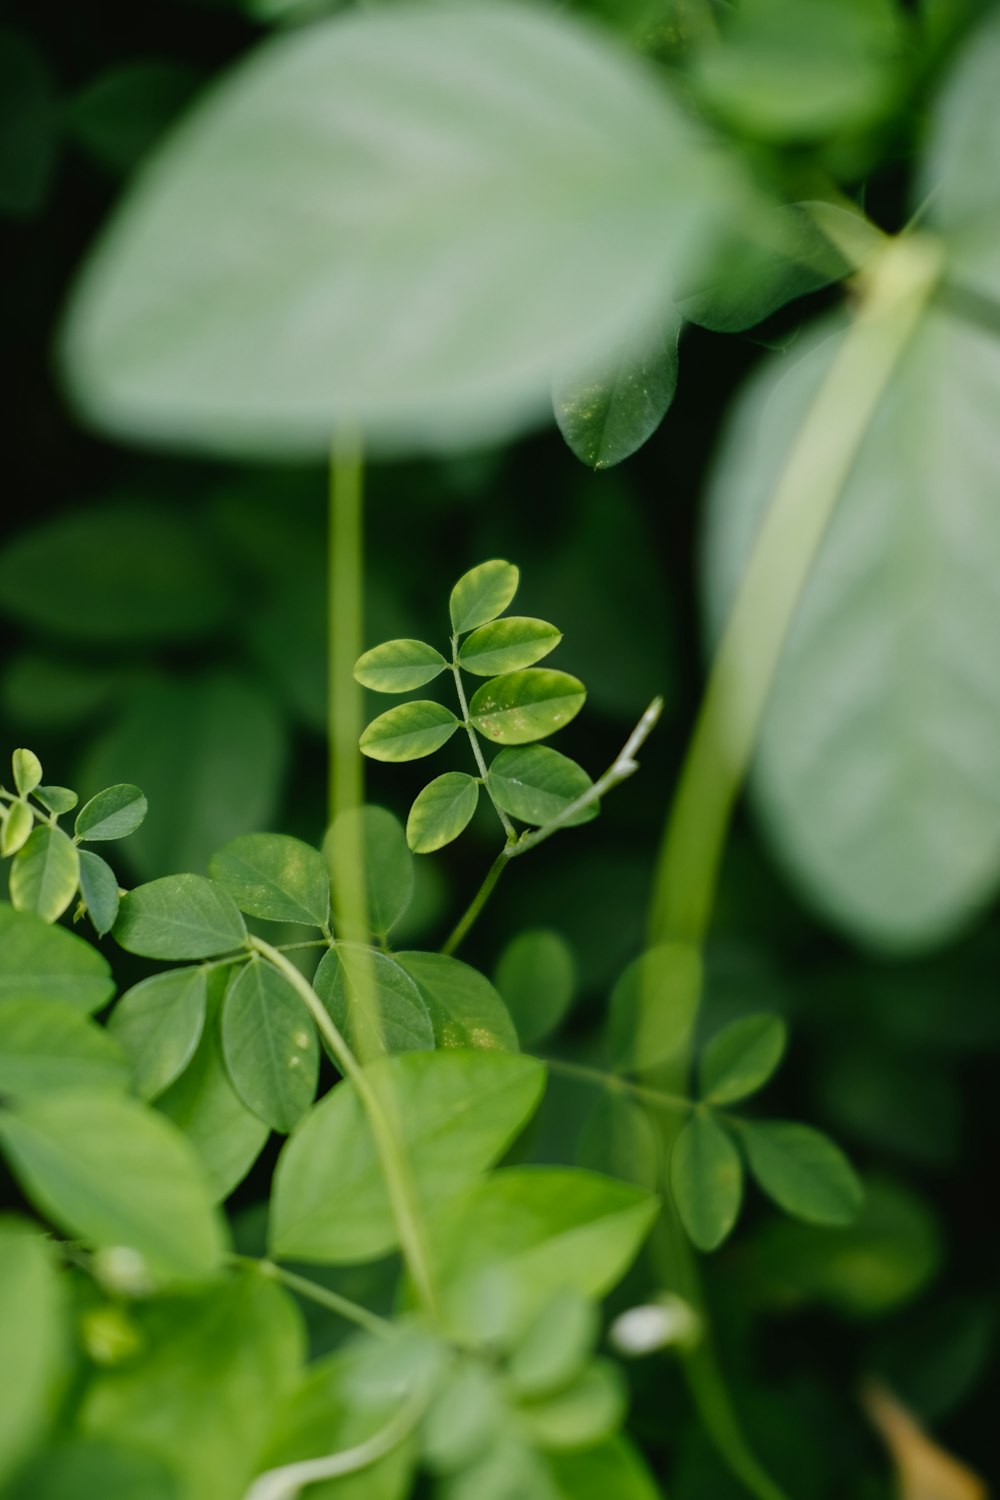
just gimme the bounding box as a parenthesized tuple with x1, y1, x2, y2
(440, 850, 509, 956)
(543, 1055, 692, 1115)
(229, 1255, 391, 1339)
(243, 1388, 425, 1500)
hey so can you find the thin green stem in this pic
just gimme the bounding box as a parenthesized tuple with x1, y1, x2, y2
(543, 1055, 692, 1114)
(450, 646, 516, 840)
(328, 437, 365, 835)
(231, 1254, 392, 1338)
(244, 1387, 426, 1500)
(249, 936, 442, 1325)
(440, 850, 508, 956)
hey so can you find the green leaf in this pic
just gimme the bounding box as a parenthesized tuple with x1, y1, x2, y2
(210, 832, 330, 927)
(607, 943, 701, 1071)
(1, 799, 34, 856)
(77, 849, 121, 937)
(359, 701, 459, 762)
(221, 958, 319, 1132)
(107, 968, 208, 1101)
(519, 1360, 625, 1451)
(406, 773, 479, 853)
(114, 874, 248, 960)
(395, 950, 519, 1051)
(546, 1437, 662, 1500)
(34, 784, 79, 815)
(487, 745, 597, 829)
(69, 60, 201, 176)
(269, 1049, 545, 1262)
(507, 1290, 597, 1398)
(157, 967, 269, 1201)
(0, 27, 58, 220)
(326, 805, 414, 939)
(553, 305, 680, 470)
(80, 1271, 304, 1500)
(0, 998, 128, 1101)
(459, 617, 562, 677)
(5, 1440, 182, 1500)
(450, 561, 520, 635)
(671, 1112, 743, 1252)
(577, 1093, 661, 1192)
(9, 826, 81, 923)
(0, 1220, 65, 1488)
(423, 1361, 505, 1476)
(353, 639, 447, 693)
(0, 1089, 228, 1280)
(699, 1014, 787, 1104)
(494, 929, 575, 1046)
(704, 308, 1000, 951)
(75, 783, 147, 842)
(469, 670, 586, 746)
(314, 944, 434, 1059)
(0, 901, 115, 1013)
(742, 1121, 864, 1226)
(12, 748, 42, 795)
(59, 3, 737, 456)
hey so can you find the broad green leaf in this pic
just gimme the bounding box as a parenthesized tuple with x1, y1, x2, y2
(158, 968, 270, 1200)
(75, 783, 147, 842)
(546, 1437, 662, 1500)
(0, 27, 58, 220)
(314, 944, 434, 1058)
(699, 1014, 787, 1104)
(0, 503, 231, 644)
(34, 784, 79, 815)
(577, 1092, 661, 1192)
(507, 1290, 597, 1398)
(108, 967, 208, 1101)
(494, 928, 575, 1045)
(450, 560, 520, 635)
(0, 1220, 65, 1487)
(360, 701, 459, 762)
(222, 958, 319, 1132)
(210, 832, 330, 927)
(80, 1271, 304, 1500)
(80, 673, 287, 879)
(0, 900, 115, 1012)
(0, 998, 128, 1100)
(406, 772, 479, 853)
(1, 799, 33, 855)
(440, 1439, 555, 1500)
(742, 1121, 864, 1226)
(423, 1362, 505, 1474)
(9, 826, 81, 923)
(326, 805, 414, 938)
(396, 950, 519, 1051)
(0, 1089, 228, 1280)
(12, 748, 42, 795)
(269, 1049, 545, 1262)
(671, 1112, 743, 1252)
(69, 60, 201, 176)
(553, 305, 680, 470)
(354, 639, 447, 693)
(1, 653, 124, 731)
(519, 1360, 625, 1451)
(60, 2, 735, 456)
(607, 943, 701, 1071)
(5, 1439, 182, 1500)
(469, 670, 585, 745)
(114, 873, 248, 959)
(78, 849, 120, 937)
(459, 617, 562, 677)
(487, 745, 597, 828)
(704, 307, 1000, 951)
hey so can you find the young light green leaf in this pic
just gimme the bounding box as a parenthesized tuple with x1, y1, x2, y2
(422, 1360, 505, 1475)
(494, 929, 575, 1045)
(326, 804, 413, 939)
(0, 900, 114, 1013)
(396, 950, 519, 1052)
(314, 944, 434, 1059)
(458, 617, 561, 677)
(75, 783, 148, 842)
(114, 874, 248, 959)
(0, 1089, 228, 1280)
(607, 943, 701, 1072)
(78, 849, 120, 937)
(519, 1360, 625, 1451)
(210, 832, 330, 928)
(742, 1121, 864, 1226)
(269, 1049, 546, 1262)
(0, 1220, 65, 1489)
(1, 799, 33, 856)
(107, 967, 208, 1101)
(469, 670, 585, 746)
(699, 1014, 787, 1104)
(487, 746, 597, 829)
(11, 748, 42, 796)
(354, 638, 447, 693)
(553, 304, 680, 470)
(450, 560, 520, 635)
(34, 784, 78, 815)
(360, 701, 459, 762)
(0, 998, 129, 1101)
(407, 772, 479, 853)
(670, 1112, 743, 1252)
(221, 958, 319, 1133)
(507, 1290, 597, 1398)
(9, 826, 80, 923)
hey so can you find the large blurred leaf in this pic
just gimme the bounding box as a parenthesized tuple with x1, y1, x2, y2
(0, 1220, 65, 1487)
(60, 0, 741, 456)
(0, 902, 114, 1013)
(5, 1440, 181, 1500)
(705, 308, 1000, 951)
(0, 998, 128, 1100)
(69, 60, 202, 176)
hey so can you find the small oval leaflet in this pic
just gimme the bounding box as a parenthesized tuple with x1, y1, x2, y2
(469, 669, 586, 745)
(395, 950, 519, 1051)
(210, 831, 330, 928)
(670, 1112, 743, 1252)
(1, 802, 34, 858)
(450, 560, 520, 635)
(108, 967, 208, 1101)
(353, 638, 447, 694)
(9, 826, 80, 924)
(75, 783, 148, 842)
(11, 749, 42, 797)
(487, 745, 597, 828)
(33, 785, 78, 815)
(221, 959, 319, 1133)
(494, 928, 575, 1046)
(114, 873, 248, 960)
(458, 617, 561, 677)
(314, 944, 434, 1060)
(742, 1120, 864, 1226)
(326, 805, 413, 939)
(77, 849, 120, 937)
(359, 701, 459, 762)
(699, 1013, 787, 1105)
(407, 773, 480, 854)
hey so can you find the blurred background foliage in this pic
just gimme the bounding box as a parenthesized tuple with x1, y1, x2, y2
(1, 0, 997, 1492)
